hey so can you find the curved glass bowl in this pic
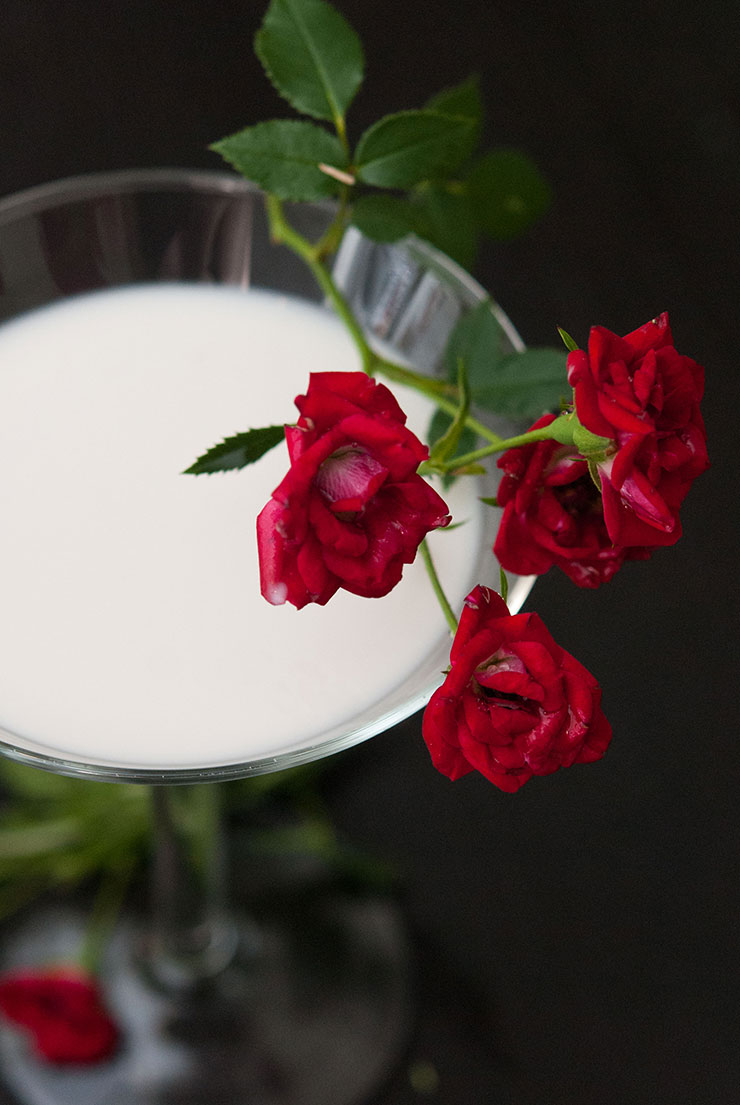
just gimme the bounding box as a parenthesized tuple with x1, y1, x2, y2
(0, 168, 534, 784)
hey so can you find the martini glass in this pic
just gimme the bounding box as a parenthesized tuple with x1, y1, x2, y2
(0, 169, 533, 1105)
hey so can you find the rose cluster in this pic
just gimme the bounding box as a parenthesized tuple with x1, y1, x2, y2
(256, 316, 707, 792)
(495, 314, 708, 586)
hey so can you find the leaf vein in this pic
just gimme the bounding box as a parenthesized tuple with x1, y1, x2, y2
(284, 0, 341, 123)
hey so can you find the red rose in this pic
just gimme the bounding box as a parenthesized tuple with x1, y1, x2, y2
(422, 585, 612, 792)
(567, 313, 708, 547)
(494, 413, 650, 587)
(0, 968, 119, 1064)
(257, 371, 450, 609)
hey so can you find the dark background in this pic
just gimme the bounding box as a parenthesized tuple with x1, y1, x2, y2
(1, 1, 738, 1102)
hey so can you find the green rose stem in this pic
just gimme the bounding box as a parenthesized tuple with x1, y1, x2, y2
(378, 365, 504, 447)
(419, 539, 458, 634)
(266, 193, 374, 373)
(265, 194, 516, 449)
(264, 194, 582, 632)
(77, 857, 135, 977)
(313, 182, 352, 261)
(424, 412, 576, 475)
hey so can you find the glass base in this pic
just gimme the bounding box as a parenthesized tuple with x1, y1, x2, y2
(0, 897, 412, 1105)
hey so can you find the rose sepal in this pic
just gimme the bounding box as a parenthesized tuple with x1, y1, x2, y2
(571, 420, 613, 460)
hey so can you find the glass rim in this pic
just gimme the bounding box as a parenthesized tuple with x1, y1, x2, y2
(0, 167, 525, 354)
(0, 167, 260, 223)
(0, 167, 533, 784)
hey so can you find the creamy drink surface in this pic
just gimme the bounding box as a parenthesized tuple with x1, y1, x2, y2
(0, 284, 502, 772)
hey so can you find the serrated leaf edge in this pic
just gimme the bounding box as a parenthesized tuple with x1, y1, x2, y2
(210, 119, 346, 201)
(184, 426, 286, 476)
(255, 0, 364, 125)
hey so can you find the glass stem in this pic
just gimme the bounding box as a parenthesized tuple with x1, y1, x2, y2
(142, 783, 240, 993)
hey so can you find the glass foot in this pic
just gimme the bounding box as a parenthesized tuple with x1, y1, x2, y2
(0, 896, 412, 1105)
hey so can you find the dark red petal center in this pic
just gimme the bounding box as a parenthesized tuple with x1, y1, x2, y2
(315, 446, 388, 513)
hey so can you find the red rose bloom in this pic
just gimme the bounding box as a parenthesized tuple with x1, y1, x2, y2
(567, 313, 708, 547)
(0, 968, 119, 1064)
(257, 371, 450, 609)
(422, 585, 612, 792)
(494, 413, 650, 587)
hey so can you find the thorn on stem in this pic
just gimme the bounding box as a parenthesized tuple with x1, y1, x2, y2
(318, 163, 356, 186)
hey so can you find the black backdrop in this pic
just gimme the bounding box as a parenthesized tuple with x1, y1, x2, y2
(2, 2, 739, 1103)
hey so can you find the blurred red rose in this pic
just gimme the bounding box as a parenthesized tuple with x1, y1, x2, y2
(567, 313, 708, 547)
(422, 585, 612, 792)
(0, 968, 119, 1064)
(494, 413, 650, 587)
(257, 371, 450, 609)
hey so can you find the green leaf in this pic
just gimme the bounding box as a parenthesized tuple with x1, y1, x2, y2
(473, 347, 569, 419)
(587, 457, 602, 491)
(355, 110, 476, 189)
(499, 567, 509, 605)
(557, 326, 579, 352)
(450, 462, 486, 476)
(411, 184, 478, 270)
(255, 0, 364, 126)
(185, 426, 286, 475)
(426, 408, 477, 488)
(428, 407, 476, 453)
(444, 300, 508, 393)
(353, 187, 478, 269)
(426, 74, 483, 160)
(211, 120, 347, 201)
(444, 307, 568, 419)
(468, 148, 551, 240)
(350, 193, 424, 243)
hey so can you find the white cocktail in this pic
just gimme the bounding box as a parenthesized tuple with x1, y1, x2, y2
(0, 170, 531, 1105)
(0, 283, 499, 774)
